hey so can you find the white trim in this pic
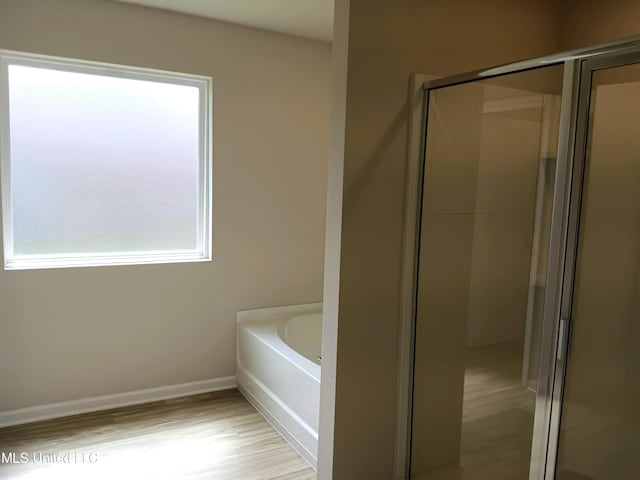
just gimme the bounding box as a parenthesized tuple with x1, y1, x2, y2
(0, 53, 12, 268)
(394, 72, 437, 480)
(202, 67, 214, 263)
(5, 250, 211, 271)
(0, 376, 236, 428)
(0, 49, 211, 86)
(0, 49, 213, 271)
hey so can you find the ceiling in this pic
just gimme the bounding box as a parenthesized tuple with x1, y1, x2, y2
(115, 0, 334, 42)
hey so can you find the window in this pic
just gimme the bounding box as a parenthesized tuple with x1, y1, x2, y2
(0, 51, 212, 270)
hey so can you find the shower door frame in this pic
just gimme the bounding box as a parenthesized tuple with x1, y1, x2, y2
(401, 36, 640, 480)
(545, 47, 640, 480)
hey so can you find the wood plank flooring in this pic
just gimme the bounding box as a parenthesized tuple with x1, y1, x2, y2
(1, 344, 538, 480)
(0, 389, 316, 480)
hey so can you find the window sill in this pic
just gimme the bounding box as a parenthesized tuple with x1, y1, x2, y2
(4, 251, 211, 271)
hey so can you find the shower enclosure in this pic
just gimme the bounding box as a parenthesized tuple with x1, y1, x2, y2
(407, 38, 640, 480)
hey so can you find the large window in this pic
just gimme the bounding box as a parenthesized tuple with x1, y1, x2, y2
(0, 51, 212, 269)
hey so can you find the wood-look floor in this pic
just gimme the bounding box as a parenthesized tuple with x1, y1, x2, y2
(0, 389, 316, 480)
(1, 345, 536, 480)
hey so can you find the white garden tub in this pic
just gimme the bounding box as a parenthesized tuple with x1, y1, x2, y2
(236, 303, 322, 468)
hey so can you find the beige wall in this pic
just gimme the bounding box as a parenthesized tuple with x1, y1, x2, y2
(560, 0, 640, 50)
(320, 1, 562, 478)
(318, 1, 640, 478)
(0, 0, 331, 411)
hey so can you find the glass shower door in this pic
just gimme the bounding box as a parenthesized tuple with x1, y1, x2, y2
(554, 58, 640, 480)
(410, 65, 565, 480)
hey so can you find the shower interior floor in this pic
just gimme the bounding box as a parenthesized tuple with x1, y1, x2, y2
(461, 342, 536, 479)
(413, 341, 536, 480)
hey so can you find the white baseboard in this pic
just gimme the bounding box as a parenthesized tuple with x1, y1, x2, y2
(0, 376, 236, 428)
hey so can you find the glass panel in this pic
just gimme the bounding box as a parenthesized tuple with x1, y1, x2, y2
(556, 63, 640, 480)
(410, 65, 564, 480)
(7, 64, 201, 256)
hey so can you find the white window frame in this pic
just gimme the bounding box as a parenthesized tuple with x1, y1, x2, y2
(0, 50, 213, 270)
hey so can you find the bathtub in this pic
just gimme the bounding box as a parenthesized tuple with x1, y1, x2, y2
(236, 303, 322, 468)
